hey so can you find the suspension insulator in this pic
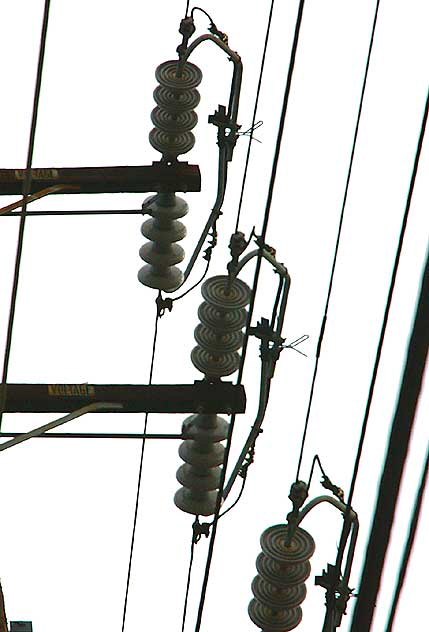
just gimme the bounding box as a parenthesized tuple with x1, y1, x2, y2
(149, 60, 202, 162)
(191, 275, 251, 379)
(174, 412, 229, 516)
(138, 192, 188, 291)
(249, 525, 315, 632)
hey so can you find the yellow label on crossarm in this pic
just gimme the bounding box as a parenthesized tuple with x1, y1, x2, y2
(48, 384, 95, 397)
(15, 168, 58, 180)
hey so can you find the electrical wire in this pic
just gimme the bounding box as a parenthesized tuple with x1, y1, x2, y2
(0, 0, 52, 430)
(181, 520, 197, 632)
(384, 441, 429, 632)
(121, 303, 161, 632)
(294, 0, 381, 481)
(339, 87, 429, 632)
(172, 257, 211, 303)
(234, 0, 275, 233)
(192, 3, 307, 630)
(3, 208, 145, 217)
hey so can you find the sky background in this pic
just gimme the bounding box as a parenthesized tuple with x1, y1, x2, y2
(0, 1, 428, 631)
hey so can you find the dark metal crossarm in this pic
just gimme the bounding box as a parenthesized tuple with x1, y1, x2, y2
(0, 162, 201, 196)
(1, 382, 246, 414)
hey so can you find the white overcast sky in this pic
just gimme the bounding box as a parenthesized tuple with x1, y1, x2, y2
(0, 1, 428, 632)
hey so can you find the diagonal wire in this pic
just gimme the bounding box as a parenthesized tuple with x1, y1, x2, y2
(295, 0, 382, 481)
(234, 0, 276, 232)
(384, 441, 429, 632)
(0, 0, 52, 430)
(192, 3, 307, 631)
(121, 303, 161, 632)
(337, 86, 429, 631)
(181, 518, 199, 632)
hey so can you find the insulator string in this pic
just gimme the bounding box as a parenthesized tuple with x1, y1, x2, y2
(192, 2, 307, 630)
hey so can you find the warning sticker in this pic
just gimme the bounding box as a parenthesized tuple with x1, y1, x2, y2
(48, 384, 95, 397)
(15, 168, 58, 180)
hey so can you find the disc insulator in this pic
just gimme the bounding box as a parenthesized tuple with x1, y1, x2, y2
(248, 599, 302, 632)
(260, 525, 315, 564)
(256, 554, 311, 587)
(174, 413, 229, 516)
(192, 275, 251, 380)
(249, 524, 315, 632)
(251, 576, 307, 609)
(149, 60, 202, 162)
(138, 192, 188, 291)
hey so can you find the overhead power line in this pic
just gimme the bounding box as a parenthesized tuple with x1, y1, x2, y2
(121, 304, 161, 632)
(295, 0, 382, 481)
(234, 0, 276, 232)
(341, 85, 429, 632)
(350, 237, 429, 632)
(0, 0, 52, 430)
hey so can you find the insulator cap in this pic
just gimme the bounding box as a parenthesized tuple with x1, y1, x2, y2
(248, 599, 302, 632)
(251, 576, 307, 609)
(176, 463, 221, 491)
(178, 440, 225, 468)
(260, 525, 315, 564)
(182, 413, 229, 443)
(256, 554, 311, 587)
(191, 346, 240, 378)
(201, 275, 251, 310)
(174, 487, 220, 517)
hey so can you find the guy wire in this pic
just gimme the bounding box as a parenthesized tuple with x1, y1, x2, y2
(121, 303, 161, 632)
(294, 0, 381, 481)
(0, 0, 52, 430)
(192, 2, 307, 631)
(234, 0, 276, 233)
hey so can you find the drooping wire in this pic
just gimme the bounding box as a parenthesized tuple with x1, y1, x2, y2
(172, 257, 211, 303)
(384, 442, 429, 632)
(294, 0, 382, 481)
(172, 219, 218, 303)
(234, 0, 276, 233)
(121, 302, 161, 632)
(192, 3, 307, 631)
(0, 0, 52, 430)
(338, 87, 429, 631)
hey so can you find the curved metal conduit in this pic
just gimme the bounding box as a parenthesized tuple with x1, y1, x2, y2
(223, 248, 291, 499)
(170, 35, 243, 289)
